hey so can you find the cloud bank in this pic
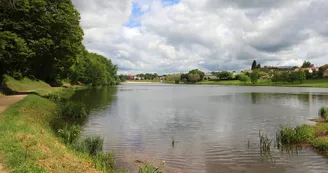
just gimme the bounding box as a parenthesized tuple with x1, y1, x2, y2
(72, 0, 328, 74)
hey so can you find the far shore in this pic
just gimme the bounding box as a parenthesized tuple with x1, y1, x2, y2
(124, 81, 161, 84)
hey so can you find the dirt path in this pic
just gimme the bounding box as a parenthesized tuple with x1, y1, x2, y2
(0, 94, 27, 173)
(0, 95, 26, 113)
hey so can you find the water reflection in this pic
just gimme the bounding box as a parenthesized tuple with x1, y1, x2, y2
(77, 85, 328, 173)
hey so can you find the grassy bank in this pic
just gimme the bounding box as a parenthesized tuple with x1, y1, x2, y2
(0, 94, 104, 173)
(3, 75, 52, 93)
(178, 78, 328, 88)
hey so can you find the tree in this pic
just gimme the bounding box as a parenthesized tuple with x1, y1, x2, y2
(188, 69, 205, 81)
(271, 71, 281, 83)
(0, 0, 84, 82)
(180, 73, 188, 82)
(238, 74, 250, 83)
(188, 74, 201, 83)
(218, 71, 233, 80)
(301, 61, 312, 68)
(256, 64, 261, 69)
(298, 70, 306, 83)
(118, 74, 128, 82)
(250, 71, 259, 84)
(251, 60, 257, 70)
(167, 74, 181, 84)
(280, 72, 289, 82)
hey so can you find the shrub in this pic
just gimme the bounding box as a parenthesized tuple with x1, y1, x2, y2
(57, 124, 81, 144)
(319, 107, 328, 121)
(57, 101, 89, 119)
(250, 71, 259, 84)
(238, 74, 250, 83)
(93, 152, 115, 172)
(74, 136, 104, 156)
(277, 125, 314, 144)
(313, 138, 328, 151)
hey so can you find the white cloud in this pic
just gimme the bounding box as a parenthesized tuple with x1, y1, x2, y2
(72, 0, 328, 74)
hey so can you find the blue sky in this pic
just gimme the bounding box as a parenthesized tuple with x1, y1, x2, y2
(124, 0, 180, 28)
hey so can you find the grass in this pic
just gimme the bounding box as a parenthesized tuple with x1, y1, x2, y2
(191, 78, 328, 88)
(0, 94, 102, 173)
(56, 101, 89, 119)
(3, 75, 52, 92)
(277, 122, 328, 153)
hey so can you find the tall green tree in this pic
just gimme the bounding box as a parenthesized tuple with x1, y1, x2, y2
(0, 0, 84, 82)
(301, 61, 312, 68)
(250, 71, 259, 84)
(188, 69, 205, 81)
(251, 60, 257, 70)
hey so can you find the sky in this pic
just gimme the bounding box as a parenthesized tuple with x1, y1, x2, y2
(71, 0, 328, 74)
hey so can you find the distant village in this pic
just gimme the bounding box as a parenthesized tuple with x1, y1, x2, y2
(121, 61, 328, 82)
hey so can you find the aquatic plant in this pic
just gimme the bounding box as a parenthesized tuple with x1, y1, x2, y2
(318, 106, 328, 121)
(93, 152, 115, 172)
(137, 161, 165, 173)
(57, 124, 81, 144)
(73, 136, 104, 156)
(57, 101, 89, 119)
(277, 125, 314, 144)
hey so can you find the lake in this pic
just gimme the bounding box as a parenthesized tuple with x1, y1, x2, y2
(71, 84, 328, 173)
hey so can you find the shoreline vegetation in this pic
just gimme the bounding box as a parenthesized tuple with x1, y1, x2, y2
(0, 77, 164, 173)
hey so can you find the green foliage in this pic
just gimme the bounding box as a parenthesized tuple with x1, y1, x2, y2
(188, 69, 205, 81)
(251, 60, 257, 70)
(313, 138, 328, 151)
(277, 125, 314, 144)
(288, 72, 299, 83)
(57, 124, 81, 144)
(93, 152, 115, 172)
(238, 74, 250, 83)
(119, 74, 128, 82)
(136, 73, 158, 80)
(271, 71, 280, 83)
(69, 51, 119, 86)
(73, 136, 104, 156)
(57, 101, 89, 119)
(301, 61, 312, 68)
(166, 74, 181, 84)
(188, 74, 201, 83)
(0, 0, 84, 82)
(298, 70, 306, 83)
(319, 107, 328, 121)
(250, 71, 259, 84)
(218, 71, 233, 80)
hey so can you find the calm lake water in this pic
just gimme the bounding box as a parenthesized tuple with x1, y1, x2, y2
(71, 84, 328, 173)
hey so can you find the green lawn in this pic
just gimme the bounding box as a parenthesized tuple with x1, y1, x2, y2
(197, 79, 328, 88)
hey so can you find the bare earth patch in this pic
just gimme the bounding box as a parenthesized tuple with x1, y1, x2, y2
(0, 95, 26, 114)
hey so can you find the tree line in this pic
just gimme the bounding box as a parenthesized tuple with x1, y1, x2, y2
(0, 0, 119, 86)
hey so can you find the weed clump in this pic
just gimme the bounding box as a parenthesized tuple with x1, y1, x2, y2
(277, 125, 314, 144)
(57, 101, 89, 119)
(319, 107, 328, 121)
(57, 124, 81, 144)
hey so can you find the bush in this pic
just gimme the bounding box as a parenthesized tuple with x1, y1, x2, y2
(313, 138, 328, 151)
(250, 71, 259, 84)
(319, 107, 328, 121)
(57, 124, 81, 144)
(238, 74, 250, 83)
(57, 101, 89, 119)
(277, 125, 314, 144)
(74, 136, 104, 156)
